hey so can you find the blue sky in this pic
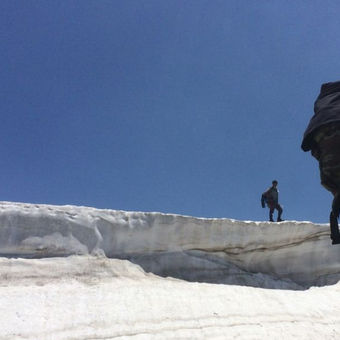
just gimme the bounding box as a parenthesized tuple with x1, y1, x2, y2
(1, 1, 340, 222)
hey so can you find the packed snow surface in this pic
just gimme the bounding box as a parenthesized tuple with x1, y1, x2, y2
(0, 201, 340, 339)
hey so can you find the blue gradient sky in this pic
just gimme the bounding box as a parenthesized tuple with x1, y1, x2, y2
(1, 1, 340, 222)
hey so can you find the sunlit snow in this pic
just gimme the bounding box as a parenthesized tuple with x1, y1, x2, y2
(0, 201, 339, 339)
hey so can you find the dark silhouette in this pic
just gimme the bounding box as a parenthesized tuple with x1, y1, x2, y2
(301, 81, 340, 245)
(261, 180, 284, 222)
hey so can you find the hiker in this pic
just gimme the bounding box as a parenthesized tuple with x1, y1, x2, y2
(261, 180, 284, 222)
(301, 80, 340, 245)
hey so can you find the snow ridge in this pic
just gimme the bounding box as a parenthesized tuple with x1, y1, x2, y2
(0, 201, 339, 289)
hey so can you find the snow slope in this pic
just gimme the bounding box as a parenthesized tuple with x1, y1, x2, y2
(0, 201, 340, 339)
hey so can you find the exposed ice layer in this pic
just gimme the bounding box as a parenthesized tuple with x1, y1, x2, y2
(0, 201, 339, 288)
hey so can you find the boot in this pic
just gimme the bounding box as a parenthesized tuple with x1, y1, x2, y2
(277, 211, 284, 222)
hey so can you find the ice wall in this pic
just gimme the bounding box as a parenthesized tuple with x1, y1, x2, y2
(0, 201, 339, 288)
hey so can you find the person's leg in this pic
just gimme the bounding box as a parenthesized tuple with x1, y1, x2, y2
(269, 206, 274, 222)
(330, 193, 340, 244)
(332, 193, 340, 218)
(276, 204, 283, 222)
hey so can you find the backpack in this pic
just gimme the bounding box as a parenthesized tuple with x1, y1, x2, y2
(261, 193, 267, 208)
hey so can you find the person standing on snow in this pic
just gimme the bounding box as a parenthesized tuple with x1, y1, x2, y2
(301, 80, 340, 245)
(261, 180, 284, 222)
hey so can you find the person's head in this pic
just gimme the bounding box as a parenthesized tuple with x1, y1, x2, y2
(272, 180, 278, 187)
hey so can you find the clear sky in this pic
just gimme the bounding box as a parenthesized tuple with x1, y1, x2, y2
(1, 1, 340, 223)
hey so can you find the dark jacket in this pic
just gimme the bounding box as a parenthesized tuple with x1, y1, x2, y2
(301, 81, 340, 152)
(261, 187, 279, 207)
